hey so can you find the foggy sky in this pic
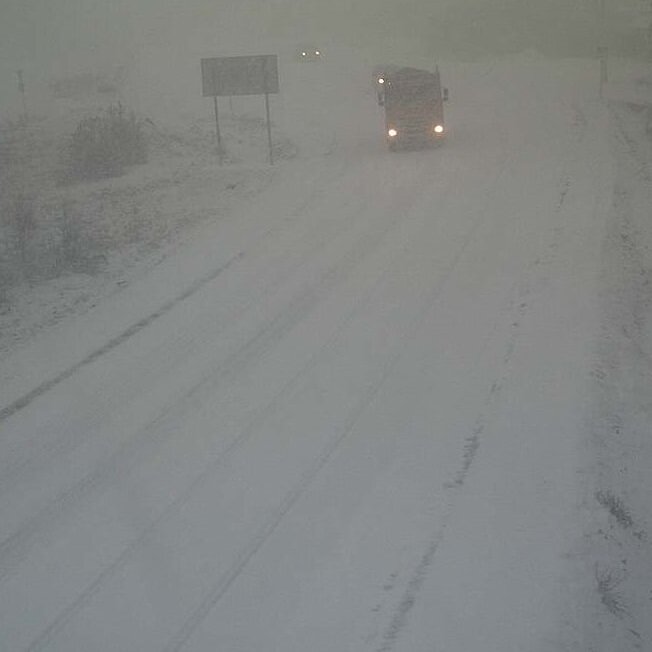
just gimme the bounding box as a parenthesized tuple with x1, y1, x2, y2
(2, 0, 642, 71)
(0, 0, 648, 119)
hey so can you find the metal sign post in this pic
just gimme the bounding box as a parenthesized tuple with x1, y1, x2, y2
(263, 56, 274, 165)
(213, 95, 223, 164)
(598, 46, 608, 98)
(265, 91, 273, 165)
(16, 70, 28, 124)
(211, 70, 223, 164)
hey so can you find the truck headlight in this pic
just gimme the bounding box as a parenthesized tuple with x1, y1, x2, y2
(388, 128, 398, 138)
(434, 125, 444, 134)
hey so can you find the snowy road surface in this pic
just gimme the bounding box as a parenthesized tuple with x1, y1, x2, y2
(0, 55, 645, 651)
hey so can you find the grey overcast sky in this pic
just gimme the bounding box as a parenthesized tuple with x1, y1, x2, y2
(0, 0, 610, 69)
(0, 0, 646, 111)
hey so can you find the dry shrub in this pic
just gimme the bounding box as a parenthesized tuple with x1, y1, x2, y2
(63, 104, 147, 183)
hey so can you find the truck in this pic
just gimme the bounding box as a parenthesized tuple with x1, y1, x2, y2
(378, 66, 448, 151)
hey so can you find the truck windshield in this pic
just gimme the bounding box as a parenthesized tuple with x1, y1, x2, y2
(386, 85, 438, 107)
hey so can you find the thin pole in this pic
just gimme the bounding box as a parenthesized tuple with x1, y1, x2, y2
(213, 94, 223, 164)
(265, 92, 273, 165)
(16, 70, 28, 124)
(597, 46, 608, 98)
(263, 57, 274, 166)
(211, 68, 223, 164)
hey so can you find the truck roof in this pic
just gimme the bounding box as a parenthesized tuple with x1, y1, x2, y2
(386, 67, 439, 85)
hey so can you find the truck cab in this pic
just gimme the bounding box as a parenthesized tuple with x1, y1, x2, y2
(382, 66, 447, 150)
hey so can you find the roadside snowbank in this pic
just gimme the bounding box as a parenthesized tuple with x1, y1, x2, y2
(579, 88, 652, 650)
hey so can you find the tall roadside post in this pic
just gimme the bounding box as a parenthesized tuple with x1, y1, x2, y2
(16, 70, 28, 124)
(211, 70, 223, 164)
(598, 46, 608, 99)
(597, 0, 607, 99)
(263, 57, 274, 165)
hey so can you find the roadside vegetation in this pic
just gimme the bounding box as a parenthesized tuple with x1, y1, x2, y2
(62, 103, 148, 183)
(0, 105, 148, 314)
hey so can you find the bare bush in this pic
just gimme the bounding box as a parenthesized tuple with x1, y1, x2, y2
(596, 490, 634, 530)
(58, 199, 84, 271)
(595, 564, 627, 618)
(51, 72, 100, 99)
(56, 199, 103, 274)
(0, 254, 10, 309)
(62, 104, 148, 183)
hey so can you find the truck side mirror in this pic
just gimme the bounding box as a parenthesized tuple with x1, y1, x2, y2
(443, 88, 449, 102)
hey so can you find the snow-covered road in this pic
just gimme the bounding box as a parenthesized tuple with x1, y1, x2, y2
(1, 54, 648, 651)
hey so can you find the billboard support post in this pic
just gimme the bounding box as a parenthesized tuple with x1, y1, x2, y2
(598, 46, 608, 98)
(212, 71, 223, 164)
(263, 57, 274, 165)
(16, 70, 28, 124)
(265, 92, 273, 165)
(213, 95, 223, 164)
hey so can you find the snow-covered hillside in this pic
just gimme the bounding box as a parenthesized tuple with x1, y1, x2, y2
(0, 50, 651, 652)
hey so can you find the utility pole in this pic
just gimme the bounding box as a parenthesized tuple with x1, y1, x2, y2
(16, 70, 28, 123)
(647, 0, 652, 60)
(597, 0, 608, 97)
(16, 70, 28, 124)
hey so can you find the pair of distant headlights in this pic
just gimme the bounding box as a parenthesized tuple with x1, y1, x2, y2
(387, 125, 444, 137)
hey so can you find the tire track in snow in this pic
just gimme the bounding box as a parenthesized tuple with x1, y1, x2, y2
(23, 157, 456, 652)
(374, 125, 583, 652)
(0, 152, 356, 430)
(0, 251, 243, 425)
(0, 154, 352, 425)
(376, 273, 533, 652)
(0, 157, 434, 589)
(163, 131, 511, 652)
(0, 158, 373, 497)
(165, 167, 497, 652)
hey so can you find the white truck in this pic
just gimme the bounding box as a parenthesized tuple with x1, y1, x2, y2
(377, 66, 448, 150)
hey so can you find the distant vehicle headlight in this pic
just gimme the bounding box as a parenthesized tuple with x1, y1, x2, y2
(388, 128, 398, 138)
(315, 50, 321, 55)
(378, 77, 385, 84)
(434, 125, 444, 134)
(302, 52, 307, 56)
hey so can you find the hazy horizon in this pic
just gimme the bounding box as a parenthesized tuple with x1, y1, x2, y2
(0, 0, 648, 119)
